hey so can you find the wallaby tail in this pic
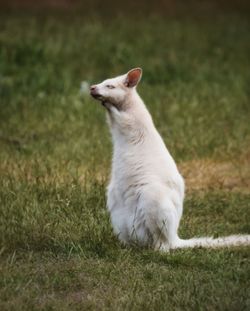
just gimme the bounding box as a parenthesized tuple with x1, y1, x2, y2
(173, 235, 250, 249)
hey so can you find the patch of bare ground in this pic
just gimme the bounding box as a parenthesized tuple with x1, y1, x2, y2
(1, 152, 249, 194)
(179, 152, 250, 194)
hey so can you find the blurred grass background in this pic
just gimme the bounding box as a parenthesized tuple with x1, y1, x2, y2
(0, 1, 250, 310)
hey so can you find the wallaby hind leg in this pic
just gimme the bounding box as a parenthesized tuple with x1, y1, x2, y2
(137, 191, 181, 250)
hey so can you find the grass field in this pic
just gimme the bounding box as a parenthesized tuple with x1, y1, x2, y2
(0, 2, 250, 310)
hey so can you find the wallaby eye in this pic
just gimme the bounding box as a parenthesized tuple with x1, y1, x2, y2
(106, 84, 115, 89)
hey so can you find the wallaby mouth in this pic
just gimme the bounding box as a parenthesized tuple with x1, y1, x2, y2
(91, 92, 102, 100)
(90, 86, 104, 102)
(89, 85, 113, 110)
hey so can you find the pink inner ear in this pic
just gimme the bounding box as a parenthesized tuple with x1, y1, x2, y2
(127, 69, 141, 87)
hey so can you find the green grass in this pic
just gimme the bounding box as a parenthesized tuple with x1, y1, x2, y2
(1, 3, 250, 310)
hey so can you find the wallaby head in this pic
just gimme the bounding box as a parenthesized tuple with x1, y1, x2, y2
(90, 68, 142, 110)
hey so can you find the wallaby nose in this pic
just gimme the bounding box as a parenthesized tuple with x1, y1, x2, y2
(90, 85, 96, 91)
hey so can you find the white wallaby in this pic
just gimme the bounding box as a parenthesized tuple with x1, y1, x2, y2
(90, 68, 250, 251)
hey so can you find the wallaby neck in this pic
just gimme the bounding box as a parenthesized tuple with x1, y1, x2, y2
(107, 91, 155, 147)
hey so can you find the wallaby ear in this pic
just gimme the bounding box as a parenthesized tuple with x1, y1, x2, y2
(124, 68, 142, 88)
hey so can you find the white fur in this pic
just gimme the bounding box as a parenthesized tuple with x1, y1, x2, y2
(90, 68, 250, 251)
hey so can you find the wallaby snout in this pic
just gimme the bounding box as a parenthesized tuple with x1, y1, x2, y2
(90, 85, 101, 99)
(90, 85, 97, 91)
